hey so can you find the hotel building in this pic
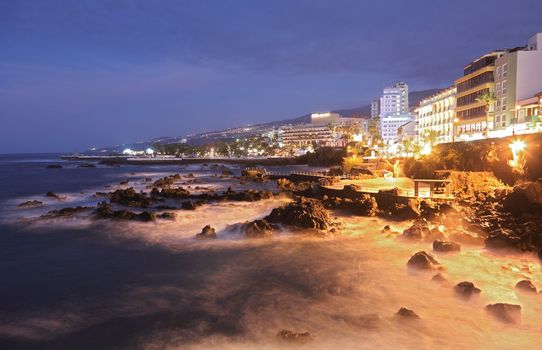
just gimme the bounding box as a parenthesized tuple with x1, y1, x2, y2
(454, 51, 505, 140)
(281, 124, 333, 148)
(493, 33, 542, 135)
(379, 81, 411, 143)
(416, 86, 456, 144)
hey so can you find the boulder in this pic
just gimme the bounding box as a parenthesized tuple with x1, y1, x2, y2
(153, 186, 190, 199)
(403, 222, 430, 240)
(389, 198, 421, 220)
(157, 212, 175, 220)
(266, 198, 332, 230)
(515, 280, 537, 293)
(45, 191, 62, 199)
(276, 329, 312, 342)
(485, 303, 521, 323)
(454, 281, 481, 298)
(109, 187, 153, 207)
(17, 200, 43, 208)
(243, 219, 277, 238)
(353, 194, 379, 216)
(196, 225, 216, 239)
(221, 169, 233, 176)
(153, 174, 181, 188)
(41, 206, 91, 218)
(94, 202, 155, 221)
(119, 179, 129, 185)
(407, 251, 440, 270)
(425, 227, 446, 242)
(395, 307, 420, 319)
(433, 240, 461, 252)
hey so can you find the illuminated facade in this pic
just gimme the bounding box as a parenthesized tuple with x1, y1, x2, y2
(493, 33, 542, 133)
(416, 86, 456, 144)
(454, 51, 504, 139)
(281, 124, 333, 148)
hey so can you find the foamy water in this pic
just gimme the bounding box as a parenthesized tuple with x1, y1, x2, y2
(1, 161, 541, 349)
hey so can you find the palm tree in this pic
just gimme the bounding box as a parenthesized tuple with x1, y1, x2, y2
(476, 91, 496, 136)
(422, 129, 441, 147)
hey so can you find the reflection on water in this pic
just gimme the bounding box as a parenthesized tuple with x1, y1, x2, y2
(0, 156, 541, 349)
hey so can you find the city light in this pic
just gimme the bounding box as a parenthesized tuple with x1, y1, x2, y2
(419, 143, 432, 156)
(508, 139, 527, 173)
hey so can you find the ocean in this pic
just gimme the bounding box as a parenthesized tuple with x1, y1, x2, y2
(1, 154, 541, 349)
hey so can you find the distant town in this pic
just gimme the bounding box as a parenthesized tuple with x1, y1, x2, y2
(89, 32, 541, 161)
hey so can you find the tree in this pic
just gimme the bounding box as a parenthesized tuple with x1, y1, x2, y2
(476, 91, 496, 136)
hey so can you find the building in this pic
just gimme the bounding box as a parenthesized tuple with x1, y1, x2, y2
(416, 86, 457, 144)
(310, 112, 341, 125)
(397, 120, 417, 142)
(380, 113, 414, 143)
(493, 33, 542, 135)
(379, 81, 409, 118)
(454, 50, 505, 140)
(378, 82, 410, 143)
(371, 99, 380, 119)
(513, 92, 542, 135)
(281, 124, 333, 148)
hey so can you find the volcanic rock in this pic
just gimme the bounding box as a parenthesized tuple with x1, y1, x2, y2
(94, 202, 155, 221)
(46, 164, 62, 169)
(196, 225, 216, 239)
(109, 187, 153, 207)
(45, 191, 64, 199)
(265, 197, 332, 230)
(243, 219, 278, 238)
(157, 212, 175, 220)
(407, 251, 440, 270)
(17, 200, 43, 208)
(454, 281, 481, 298)
(396, 307, 420, 319)
(485, 303, 521, 323)
(433, 240, 461, 252)
(41, 206, 91, 218)
(515, 280, 537, 293)
(277, 329, 312, 342)
(353, 194, 379, 216)
(403, 222, 430, 240)
(431, 273, 446, 282)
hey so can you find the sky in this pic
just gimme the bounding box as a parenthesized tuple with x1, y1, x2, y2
(1, 0, 541, 153)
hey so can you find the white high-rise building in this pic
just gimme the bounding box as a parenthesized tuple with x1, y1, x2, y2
(493, 32, 542, 134)
(379, 82, 411, 143)
(380, 81, 409, 117)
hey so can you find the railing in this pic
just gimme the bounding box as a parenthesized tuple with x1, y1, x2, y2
(266, 170, 328, 177)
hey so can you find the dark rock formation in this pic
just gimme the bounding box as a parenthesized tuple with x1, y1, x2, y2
(454, 281, 481, 298)
(153, 174, 181, 188)
(45, 191, 64, 200)
(407, 251, 440, 270)
(353, 194, 379, 216)
(196, 225, 216, 239)
(485, 303, 521, 323)
(156, 205, 178, 210)
(152, 186, 190, 199)
(226, 189, 273, 202)
(94, 202, 155, 221)
(243, 219, 278, 238)
(515, 280, 537, 293)
(266, 197, 332, 230)
(276, 329, 312, 342)
(396, 307, 420, 319)
(46, 164, 62, 169)
(17, 200, 43, 208)
(41, 206, 91, 218)
(403, 222, 430, 240)
(433, 240, 461, 252)
(109, 188, 153, 207)
(157, 212, 175, 220)
(388, 198, 420, 220)
(119, 179, 129, 185)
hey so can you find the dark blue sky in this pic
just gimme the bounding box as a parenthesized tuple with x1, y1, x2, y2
(1, 0, 541, 153)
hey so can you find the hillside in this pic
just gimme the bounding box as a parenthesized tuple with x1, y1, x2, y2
(89, 88, 442, 152)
